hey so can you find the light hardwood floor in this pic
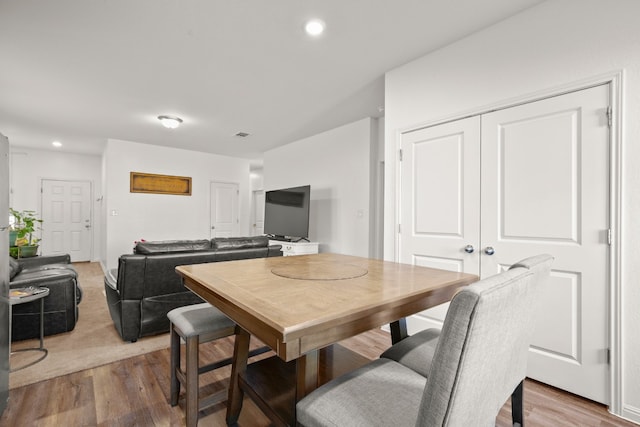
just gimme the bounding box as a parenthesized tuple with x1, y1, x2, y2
(0, 327, 636, 426)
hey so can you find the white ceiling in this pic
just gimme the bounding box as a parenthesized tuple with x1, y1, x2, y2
(0, 0, 544, 161)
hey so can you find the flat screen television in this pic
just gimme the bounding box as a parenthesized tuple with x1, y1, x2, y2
(263, 185, 310, 241)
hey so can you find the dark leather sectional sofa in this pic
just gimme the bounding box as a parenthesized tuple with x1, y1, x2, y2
(104, 236, 282, 342)
(9, 254, 82, 341)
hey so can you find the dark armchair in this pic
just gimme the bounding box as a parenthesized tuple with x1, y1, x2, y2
(9, 254, 82, 341)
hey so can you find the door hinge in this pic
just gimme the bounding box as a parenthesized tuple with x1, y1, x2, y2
(398, 224, 401, 234)
(606, 106, 612, 128)
(606, 348, 611, 364)
(399, 149, 403, 161)
(607, 228, 612, 245)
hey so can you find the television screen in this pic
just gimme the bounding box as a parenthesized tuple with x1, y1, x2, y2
(263, 185, 310, 241)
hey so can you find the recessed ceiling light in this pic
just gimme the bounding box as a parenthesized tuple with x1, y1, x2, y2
(305, 19, 325, 37)
(52, 141, 62, 147)
(157, 115, 183, 129)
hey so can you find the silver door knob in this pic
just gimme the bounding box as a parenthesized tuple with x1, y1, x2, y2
(464, 245, 475, 254)
(484, 246, 495, 256)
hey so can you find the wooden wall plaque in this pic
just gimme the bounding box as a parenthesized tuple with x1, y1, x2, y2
(130, 172, 192, 196)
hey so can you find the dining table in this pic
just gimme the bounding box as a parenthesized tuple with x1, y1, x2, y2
(176, 252, 478, 426)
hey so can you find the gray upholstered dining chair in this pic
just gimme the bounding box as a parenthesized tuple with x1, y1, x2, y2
(296, 254, 553, 427)
(380, 254, 553, 426)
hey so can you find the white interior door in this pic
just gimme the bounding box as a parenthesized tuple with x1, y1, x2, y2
(252, 190, 265, 236)
(41, 179, 92, 262)
(399, 84, 610, 404)
(210, 182, 239, 238)
(399, 116, 481, 333)
(481, 84, 610, 404)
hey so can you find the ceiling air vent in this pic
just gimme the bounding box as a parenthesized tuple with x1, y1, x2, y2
(235, 132, 250, 138)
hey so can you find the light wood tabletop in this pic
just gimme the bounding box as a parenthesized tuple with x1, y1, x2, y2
(177, 253, 479, 426)
(176, 252, 478, 362)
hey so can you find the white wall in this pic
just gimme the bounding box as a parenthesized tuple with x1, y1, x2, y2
(264, 118, 377, 257)
(9, 147, 103, 261)
(250, 168, 264, 192)
(384, 0, 640, 421)
(102, 139, 251, 270)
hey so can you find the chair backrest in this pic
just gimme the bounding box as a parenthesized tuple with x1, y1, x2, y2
(417, 254, 553, 426)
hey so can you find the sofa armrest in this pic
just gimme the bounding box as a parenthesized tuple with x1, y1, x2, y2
(116, 255, 147, 300)
(10, 268, 77, 288)
(105, 268, 118, 291)
(17, 254, 71, 269)
(268, 244, 283, 257)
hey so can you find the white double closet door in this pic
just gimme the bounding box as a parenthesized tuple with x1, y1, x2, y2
(399, 84, 610, 404)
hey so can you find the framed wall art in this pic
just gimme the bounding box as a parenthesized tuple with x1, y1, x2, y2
(130, 172, 192, 196)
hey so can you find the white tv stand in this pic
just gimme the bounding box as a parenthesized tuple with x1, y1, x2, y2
(269, 240, 319, 257)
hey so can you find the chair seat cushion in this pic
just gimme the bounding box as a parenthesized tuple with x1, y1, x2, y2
(167, 302, 234, 337)
(297, 358, 426, 427)
(380, 328, 441, 378)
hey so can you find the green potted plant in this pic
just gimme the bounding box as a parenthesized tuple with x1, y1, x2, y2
(9, 208, 43, 258)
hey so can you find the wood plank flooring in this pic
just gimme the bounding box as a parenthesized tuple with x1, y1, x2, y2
(1, 328, 636, 426)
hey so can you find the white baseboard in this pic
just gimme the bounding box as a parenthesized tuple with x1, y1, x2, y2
(620, 404, 640, 424)
(98, 260, 107, 274)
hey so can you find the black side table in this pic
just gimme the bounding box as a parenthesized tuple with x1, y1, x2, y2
(9, 286, 50, 372)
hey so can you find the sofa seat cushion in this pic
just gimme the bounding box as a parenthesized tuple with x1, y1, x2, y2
(135, 239, 211, 255)
(212, 236, 269, 250)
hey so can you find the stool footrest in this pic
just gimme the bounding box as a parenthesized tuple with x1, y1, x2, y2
(199, 389, 228, 411)
(198, 345, 271, 376)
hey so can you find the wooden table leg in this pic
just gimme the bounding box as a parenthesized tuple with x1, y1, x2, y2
(226, 326, 251, 426)
(296, 350, 319, 401)
(295, 350, 319, 423)
(390, 318, 408, 344)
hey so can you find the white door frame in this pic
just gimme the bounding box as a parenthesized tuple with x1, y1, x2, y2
(251, 189, 265, 236)
(393, 71, 623, 413)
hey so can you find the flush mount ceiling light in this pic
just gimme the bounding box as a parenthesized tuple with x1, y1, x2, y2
(52, 141, 62, 147)
(157, 115, 183, 129)
(305, 19, 325, 37)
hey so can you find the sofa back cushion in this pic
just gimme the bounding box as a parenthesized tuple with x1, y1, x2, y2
(212, 236, 269, 250)
(142, 251, 222, 297)
(215, 247, 269, 261)
(135, 239, 211, 255)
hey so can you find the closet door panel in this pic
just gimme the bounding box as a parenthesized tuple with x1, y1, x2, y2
(399, 116, 480, 332)
(500, 112, 577, 241)
(481, 84, 610, 404)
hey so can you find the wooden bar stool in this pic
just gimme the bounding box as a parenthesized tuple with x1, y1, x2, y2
(168, 303, 237, 427)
